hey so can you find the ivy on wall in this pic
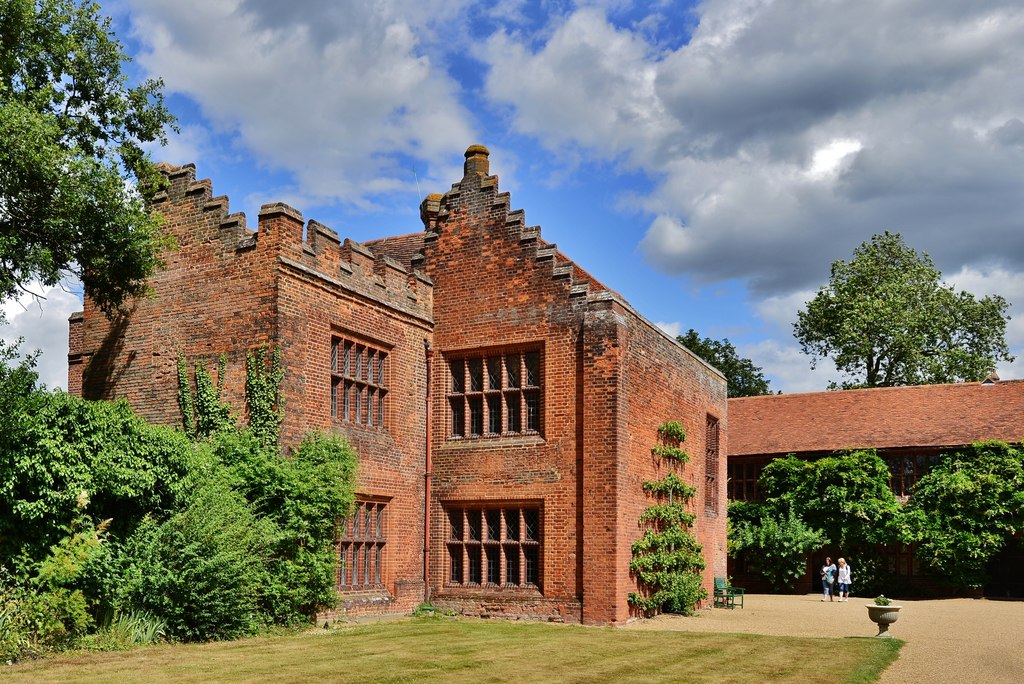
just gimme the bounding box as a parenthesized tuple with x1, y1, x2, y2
(628, 421, 708, 615)
(176, 353, 232, 438)
(245, 345, 284, 447)
(177, 347, 283, 444)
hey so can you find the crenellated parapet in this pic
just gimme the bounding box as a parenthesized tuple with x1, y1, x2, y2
(151, 162, 432, 322)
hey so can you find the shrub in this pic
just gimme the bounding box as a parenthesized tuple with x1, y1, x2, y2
(0, 390, 196, 575)
(109, 477, 273, 641)
(208, 430, 357, 625)
(728, 501, 828, 592)
(904, 441, 1024, 589)
(77, 609, 166, 651)
(0, 568, 30, 662)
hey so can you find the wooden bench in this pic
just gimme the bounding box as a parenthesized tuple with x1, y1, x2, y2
(714, 577, 745, 609)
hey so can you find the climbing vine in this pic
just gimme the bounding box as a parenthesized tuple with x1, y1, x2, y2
(245, 345, 284, 447)
(176, 353, 233, 438)
(176, 353, 195, 435)
(628, 421, 707, 615)
(177, 346, 284, 445)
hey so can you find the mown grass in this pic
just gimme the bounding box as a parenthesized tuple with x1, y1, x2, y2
(2, 617, 901, 684)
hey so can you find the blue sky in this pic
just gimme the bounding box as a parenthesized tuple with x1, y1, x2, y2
(6, 0, 1024, 393)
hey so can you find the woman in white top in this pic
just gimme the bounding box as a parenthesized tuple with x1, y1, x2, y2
(836, 558, 852, 602)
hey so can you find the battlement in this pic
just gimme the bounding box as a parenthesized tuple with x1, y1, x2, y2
(152, 162, 432, 322)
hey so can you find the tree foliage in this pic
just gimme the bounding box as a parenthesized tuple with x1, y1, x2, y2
(728, 500, 827, 592)
(903, 441, 1024, 589)
(730, 451, 904, 593)
(677, 329, 772, 397)
(0, 0, 176, 314)
(759, 451, 902, 548)
(794, 232, 1012, 388)
(0, 337, 359, 653)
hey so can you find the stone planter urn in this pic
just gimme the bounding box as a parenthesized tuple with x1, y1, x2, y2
(866, 604, 902, 637)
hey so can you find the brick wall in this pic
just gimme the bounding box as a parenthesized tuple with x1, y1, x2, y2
(69, 147, 729, 625)
(71, 162, 434, 619)
(616, 303, 728, 614)
(420, 146, 727, 624)
(75, 163, 279, 418)
(422, 148, 591, 622)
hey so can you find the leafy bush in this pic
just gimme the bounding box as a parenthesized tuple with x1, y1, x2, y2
(0, 336, 358, 645)
(759, 451, 902, 548)
(206, 430, 357, 624)
(728, 501, 828, 592)
(0, 568, 30, 662)
(0, 389, 196, 575)
(904, 441, 1024, 588)
(77, 610, 166, 651)
(109, 477, 274, 641)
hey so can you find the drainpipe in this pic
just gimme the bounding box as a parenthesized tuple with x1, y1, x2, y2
(424, 339, 433, 603)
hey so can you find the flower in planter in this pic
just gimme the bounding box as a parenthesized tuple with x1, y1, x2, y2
(873, 594, 892, 606)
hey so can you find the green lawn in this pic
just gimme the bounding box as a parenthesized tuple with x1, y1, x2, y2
(2, 617, 901, 684)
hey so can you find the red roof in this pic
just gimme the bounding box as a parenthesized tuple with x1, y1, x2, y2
(363, 232, 426, 270)
(729, 380, 1024, 456)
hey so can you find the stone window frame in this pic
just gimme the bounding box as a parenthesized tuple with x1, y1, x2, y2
(330, 334, 389, 430)
(338, 498, 388, 590)
(445, 346, 543, 440)
(444, 503, 542, 591)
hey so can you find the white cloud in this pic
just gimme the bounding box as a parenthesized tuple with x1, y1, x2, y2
(1, 283, 82, 391)
(477, 1, 1024, 296)
(739, 338, 841, 394)
(654, 320, 682, 337)
(754, 289, 818, 333)
(126, 0, 477, 204)
(805, 139, 863, 181)
(482, 8, 670, 160)
(149, 123, 214, 167)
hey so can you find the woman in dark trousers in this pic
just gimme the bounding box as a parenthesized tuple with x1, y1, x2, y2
(821, 556, 837, 601)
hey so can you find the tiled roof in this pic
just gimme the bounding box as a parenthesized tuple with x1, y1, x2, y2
(363, 232, 426, 270)
(729, 380, 1024, 456)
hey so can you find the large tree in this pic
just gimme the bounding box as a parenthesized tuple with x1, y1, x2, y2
(677, 329, 772, 397)
(0, 0, 175, 314)
(794, 231, 1012, 388)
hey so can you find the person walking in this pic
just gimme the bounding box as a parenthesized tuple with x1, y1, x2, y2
(836, 558, 852, 602)
(821, 556, 837, 602)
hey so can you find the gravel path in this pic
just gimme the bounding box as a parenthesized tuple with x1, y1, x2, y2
(623, 594, 1024, 683)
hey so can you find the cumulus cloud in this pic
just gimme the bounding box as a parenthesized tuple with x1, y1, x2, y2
(739, 338, 841, 394)
(483, 1, 1024, 294)
(1, 284, 82, 391)
(125, 0, 477, 204)
(476, 0, 1024, 387)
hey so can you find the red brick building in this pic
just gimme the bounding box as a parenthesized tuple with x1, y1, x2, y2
(727, 379, 1024, 594)
(68, 145, 728, 625)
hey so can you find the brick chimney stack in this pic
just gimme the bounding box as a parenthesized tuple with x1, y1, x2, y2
(463, 144, 490, 177)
